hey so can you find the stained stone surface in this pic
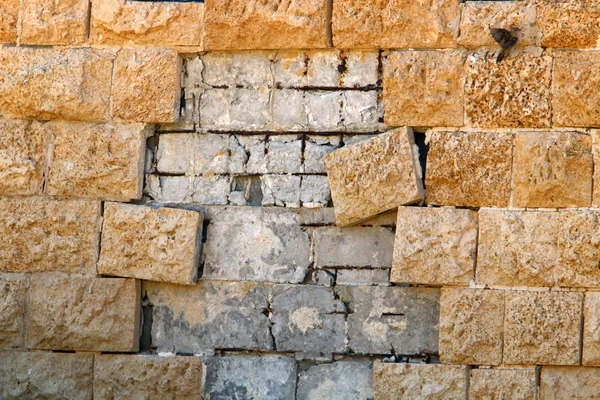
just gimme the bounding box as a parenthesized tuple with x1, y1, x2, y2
(537, 0, 600, 48)
(0, 0, 19, 43)
(583, 292, 600, 366)
(20, 0, 89, 45)
(0, 274, 27, 350)
(469, 368, 538, 400)
(296, 361, 373, 400)
(594, 130, 600, 207)
(540, 367, 600, 399)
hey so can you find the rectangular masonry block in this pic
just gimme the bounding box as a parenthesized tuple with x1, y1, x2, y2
(98, 203, 203, 285)
(300, 175, 331, 208)
(0, 274, 27, 350)
(0, 198, 101, 274)
(541, 367, 600, 399)
(336, 269, 389, 286)
(261, 175, 301, 208)
(20, 0, 89, 45)
(0, 0, 18, 43)
(325, 127, 423, 227)
(297, 361, 373, 400)
(469, 369, 537, 400)
(537, 0, 600, 48)
(145, 175, 231, 205)
(584, 292, 600, 366)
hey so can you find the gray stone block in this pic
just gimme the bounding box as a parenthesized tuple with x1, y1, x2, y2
(300, 176, 331, 208)
(261, 175, 302, 208)
(297, 361, 374, 400)
(266, 136, 303, 174)
(336, 269, 390, 286)
(145, 175, 231, 205)
(303, 136, 342, 174)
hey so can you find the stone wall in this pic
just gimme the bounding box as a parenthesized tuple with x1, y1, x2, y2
(2, 0, 600, 398)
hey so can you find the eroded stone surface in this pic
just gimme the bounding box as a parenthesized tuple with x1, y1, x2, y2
(584, 292, 600, 366)
(469, 368, 537, 400)
(541, 367, 600, 399)
(21, 0, 89, 45)
(537, 0, 600, 48)
(297, 361, 373, 400)
(594, 130, 600, 207)
(146, 175, 231, 205)
(0, 0, 19, 43)
(0, 274, 27, 350)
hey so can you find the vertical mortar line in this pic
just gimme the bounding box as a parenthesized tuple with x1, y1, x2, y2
(549, 51, 554, 128)
(500, 289, 507, 366)
(472, 208, 480, 284)
(579, 292, 585, 366)
(326, 0, 334, 48)
(508, 132, 516, 208)
(108, 49, 121, 121)
(23, 273, 31, 351)
(591, 131, 596, 208)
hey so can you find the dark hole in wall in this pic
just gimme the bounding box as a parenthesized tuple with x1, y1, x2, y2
(413, 131, 429, 188)
(140, 292, 154, 353)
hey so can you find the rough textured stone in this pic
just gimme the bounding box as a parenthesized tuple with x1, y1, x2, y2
(594, 130, 600, 208)
(304, 136, 341, 173)
(266, 135, 303, 174)
(112, 48, 181, 123)
(28, 275, 140, 352)
(300, 176, 331, 208)
(0, 352, 93, 400)
(465, 51, 552, 128)
(146, 175, 231, 205)
(439, 288, 504, 366)
(384, 51, 466, 127)
(512, 131, 592, 208)
(333, 0, 460, 49)
(0, 0, 18, 43)
(98, 203, 203, 285)
(297, 361, 373, 400)
(392, 207, 477, 286)
(425, 131, 513, 208)
(0, 199, 101, 274)
(336, 269, 390, 286)
(540, 367, 600, 399)
(261, 175, 301, 208)
(0, 48, 114, 122)
(325, 128, 423, 227)
(504, 290, 582, 365)
(20, 0, 89, 45)
(537, 0, 600, 48)
(0, 274, 27, 350)
(94, 355, 204, 399)
(584, 292, 600, 366)
(335, 286, 440, 355)
(469, 368, 538, 400)
(374, 362, 467, 400)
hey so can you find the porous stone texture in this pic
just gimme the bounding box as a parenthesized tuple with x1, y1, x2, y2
(332, 0, 460, 49)
(537, 0, 600, 48)
(112, 48, 181, 123)
(91, 0, 204, 46)
(540, 367, 600, 399)
(512, 131, 593, 208)
(594, 130, 600, 207)
(439, 288, 504, 366)
(20, 0, 89, 45)
(296, 361, 373, 400)
(384, 51, 466, 127)
(469, 368, 538, 400)
(0, 0, 19, 43)
(28, 275, 140, 352)
(204, 0, 328, 50)
(0, 274, 27, 349)
(374, 362, 467, 400)
(98, 203, 203, 285)
(325, 127, 423, 227)
(391, 207, 477, 286)
(0, 48, 114, 122)
(0, 199, 101, 274)
(0, 352, 93, 400)
(425, 131, 513, 208)
(93, 355, 204, 399)
(465, 51, 552, 128)
(503, 290, 582, 365)
(335, 286, 440, 355)
(583, 292, 600, 366)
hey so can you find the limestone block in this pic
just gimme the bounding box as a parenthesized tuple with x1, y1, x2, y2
(439, 288, 504, 366)
(594, 130, 600, 207)
(336, 269, 389, 286)
(260, 175, 301, 208)
(20, 0, 89, 45)
(98, 203, 202, 285)
(300, 175, 331, 208)
(384, 51, 466, 127)
(374, 362, 467, 400)
(332, 0, 460, 49)
(342, 51, 380, 88)
(306, 91, 343, 130)
(307, 51, 341, 87)
(325, 127, 423, 227)
(297, 361, 373, 400)
(0, 0, 18, 43)
(199, 88, 271, 131)
(537, 0, 600, 48)
(0, 199, 101, 274)
(303, 136, 342, 174)
(272, 89, 308, 131)
(512, 131, 592, 208)
(93, 355, 204, 399)
(112, 48, 181, 123)
(28, 275, 140, 352)
(266, 136, 303, 174)
(0, 274, 27, 350)
(145, 175, 231, 205)
(341, 91, 381, 131)
(540, 367, 600, 399)
(469, 368, 538, 400)
(201, 52, 273, 88)
(204, 0, 328, 50)
(91, 0, 204, 46)
(584, 292, 600, 366)
(0, 48, 114, 122)
(0, 352, 93, 400)
(503, 290, 582, 365)
(425, 131, 513, 208)
(465, 51, 552, 128)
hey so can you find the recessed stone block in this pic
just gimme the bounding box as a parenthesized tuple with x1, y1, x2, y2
(469, 368, 537, 400)
(20, 0, 89, 45)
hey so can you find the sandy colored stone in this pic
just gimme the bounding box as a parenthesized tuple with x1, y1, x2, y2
(98, 203, 203, 285)
(20, 0, 89, 45)
(391, 207, 477, 286)
(374, 362, 467, 400)
(594, 130, 600, 207)
(94, 355, 204, 399)
(541, 367, 600, 399)
(583, 292, 600, 366)
(333, 0, 460, 49)
(0, 48, 114, 122)
(0, 198, 101, 274)
(439, 288, 504, 366)
(28, 275, 140, 352)
(325, 127, 423, 227)
(0, 0, 19, 43)
(384, 51, 465, 127)
(91, 0, 204, 46)
(112, 48, 181, 123)
(425, 131, 513, 208)
(0, 274, 27, 350)
(465, 51, 552, 128)
(537, 0, 600, 48)
(504, 290, 582, 365)
(469, 369, 537, 400)
(204, 0, 328, 50)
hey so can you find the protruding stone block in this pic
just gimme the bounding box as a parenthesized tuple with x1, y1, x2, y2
(584, 292, 600, 366)
(20, 0, 89, 45)
(469, 368, 538, 400)
(541, 367, 600, 399)
(297, 361, 373, 400)
(537, 0, 600, 48)
(0, 274, 27, 350)
(0, 0, 19, 44)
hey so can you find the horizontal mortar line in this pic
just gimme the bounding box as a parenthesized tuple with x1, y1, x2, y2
(191, 85, 382, 92)
(202, 130, 388, 135)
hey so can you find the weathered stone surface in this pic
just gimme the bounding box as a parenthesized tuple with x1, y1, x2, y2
(0, 0, 18, 43)
(584, 292, 600, 366)
(325, 127, 423, 227)
(204, 0, 328, 50)
(0, 274, 27, 350)
(91, 0, 204, 46)
(439, 288, 504, 366)
(112, 48, 181, 123)
(425, 131, 513, 208)
(537, 0, 600, 48)
(392, 207, 477, 286)
(0, 352, 93, 400)
(46, 122, 150, 201)
(384, 51, 465, 127)
(469, 368, 537, 400)
(203, 356, 297, 400)
(594, 130, 600, 208)
(297, 361, 373, 400)
(374, 362, 467, 400)
(512, 131, 592, 208)
(465, 51, 552, 128)
(335, 286, 440, 355)
(0, 199, 101, 274)
(304, 136, 341, 173)
(94, 355, 204, 399)
(504, 290, 582, 365)
(0, 48, 114, 122)
(266, 135, 303, 174)
(336, 269, 390, 286)
(541, 367, 600, 399)
(98, 203, 203, 285)
(146, 175, 231, 205)
(20, 0, 89, 45)
(199, 88, 270, 131)
(300, 176, 331, 208)
(333, 0, 460, 49)
(261, 175, 301, 208)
